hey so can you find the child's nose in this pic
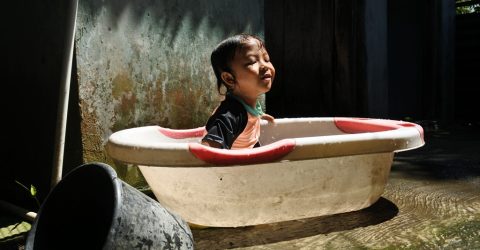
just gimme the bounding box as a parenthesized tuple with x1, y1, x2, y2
(259, 66, 267, 74)
(259, 63, 268, 72)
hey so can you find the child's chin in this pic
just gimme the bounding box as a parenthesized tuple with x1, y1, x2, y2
(265, 83, 273, 90)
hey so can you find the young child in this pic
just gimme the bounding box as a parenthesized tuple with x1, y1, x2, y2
(202, 34, 275, 149)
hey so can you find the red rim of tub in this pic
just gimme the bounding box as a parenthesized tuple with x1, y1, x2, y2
(156, 117, 424, 166)
(334, 117, 424, 141)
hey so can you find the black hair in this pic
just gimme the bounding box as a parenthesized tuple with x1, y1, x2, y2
(210, 34, 265, 94)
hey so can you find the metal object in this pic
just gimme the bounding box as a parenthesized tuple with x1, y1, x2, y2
(26, 162, 193, 249)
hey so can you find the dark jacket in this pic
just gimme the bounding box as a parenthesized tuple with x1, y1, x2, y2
(202, 95, 249, 149)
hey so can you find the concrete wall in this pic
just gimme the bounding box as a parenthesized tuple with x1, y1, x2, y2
(75, 0, 264, 186)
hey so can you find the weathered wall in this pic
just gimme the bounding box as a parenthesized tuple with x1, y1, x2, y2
(75, 0, 264, 186)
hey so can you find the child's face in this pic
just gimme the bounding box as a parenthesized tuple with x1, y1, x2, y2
(224, 38, 275, 102)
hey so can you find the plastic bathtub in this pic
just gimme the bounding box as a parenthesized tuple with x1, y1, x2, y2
(107, 117, 424, 227)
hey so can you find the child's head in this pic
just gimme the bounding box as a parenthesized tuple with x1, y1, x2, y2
(211, 34, 275, 99)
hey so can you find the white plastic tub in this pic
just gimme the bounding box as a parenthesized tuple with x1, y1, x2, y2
(107, 117, 424, 227)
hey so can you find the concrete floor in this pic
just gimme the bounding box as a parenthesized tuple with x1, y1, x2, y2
(192, 122, 480, 249)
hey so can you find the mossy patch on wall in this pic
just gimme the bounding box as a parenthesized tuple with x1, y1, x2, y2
(75, 0, 264, 186)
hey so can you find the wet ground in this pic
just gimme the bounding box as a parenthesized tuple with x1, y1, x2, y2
(2, 122, 479, 249)
(192, 122, 480, 249)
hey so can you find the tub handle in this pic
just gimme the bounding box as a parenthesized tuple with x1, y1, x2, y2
(189, 139, 296, 166)
(334, 117, 424, 141)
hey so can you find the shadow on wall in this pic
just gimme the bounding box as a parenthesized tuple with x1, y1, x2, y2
(77, 0, 265, 131)
(81, 0, 264, 45)
(76, 0, 266, 187)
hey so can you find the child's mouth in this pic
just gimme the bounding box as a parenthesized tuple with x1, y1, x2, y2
(261, 74, 272, 81)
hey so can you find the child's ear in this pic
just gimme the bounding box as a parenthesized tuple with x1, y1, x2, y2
(221, 72, 235, 89)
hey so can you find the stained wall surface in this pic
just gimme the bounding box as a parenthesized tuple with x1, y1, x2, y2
(75, 0, 264, 186)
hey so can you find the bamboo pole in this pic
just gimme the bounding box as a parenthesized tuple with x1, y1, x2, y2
(51, 0, 79, 188)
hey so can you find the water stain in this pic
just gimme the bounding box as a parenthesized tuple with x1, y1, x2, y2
(112, 73, 133, 99)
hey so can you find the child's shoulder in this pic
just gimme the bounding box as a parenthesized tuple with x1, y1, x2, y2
(206, 95, 248, 130)
(213, 94, 247, 116)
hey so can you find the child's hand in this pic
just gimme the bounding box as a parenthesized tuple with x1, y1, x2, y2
(261, 114, 275, 123)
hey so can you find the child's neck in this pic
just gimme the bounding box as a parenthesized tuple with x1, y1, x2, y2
(231, 93, 256, 108)
(229, 93, 264, 117)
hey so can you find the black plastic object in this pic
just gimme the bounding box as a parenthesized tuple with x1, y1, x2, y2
(25, 162, 193, 249)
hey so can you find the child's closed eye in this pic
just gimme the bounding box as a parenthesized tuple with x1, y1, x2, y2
(245, 60, 257, 66)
